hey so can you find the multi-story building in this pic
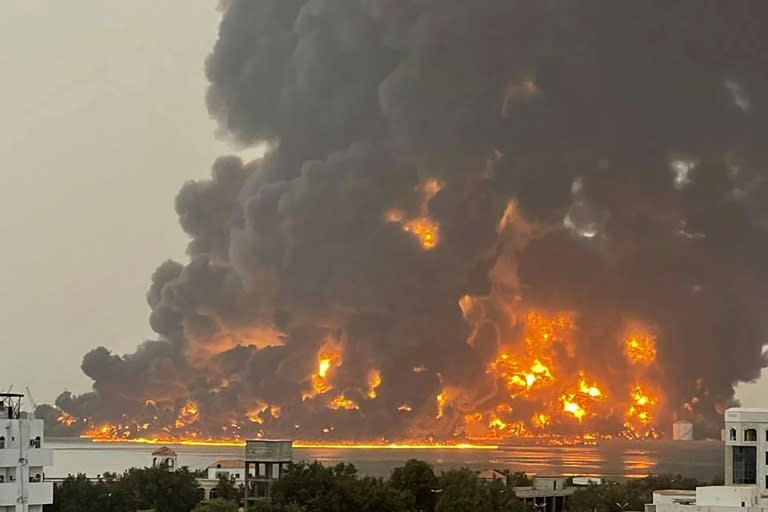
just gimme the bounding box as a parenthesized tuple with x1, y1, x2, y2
(0, 393, 53, 512)
(647, 408, 768, 512)
(513, 476, 576, 512)
(724, 408, 768, 490)
(244, 439, 293, 510)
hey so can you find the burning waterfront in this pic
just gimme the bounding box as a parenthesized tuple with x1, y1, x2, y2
(55, 310, 664, 446)
(38, 2, 768, 445)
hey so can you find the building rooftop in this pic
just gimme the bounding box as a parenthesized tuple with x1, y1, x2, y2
(208, 459, 244, 469)
(151, 446, 177, 457)
(654, 490, 696, 496)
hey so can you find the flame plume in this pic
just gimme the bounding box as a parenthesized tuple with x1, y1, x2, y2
(42, 1, 768, 445)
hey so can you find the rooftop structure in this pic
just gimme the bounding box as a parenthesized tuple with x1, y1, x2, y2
(207, 460, 245, 482)
(478, 468, 508, 485)
(513, 476, 575, 512)
(244, 440, 293, 511)
(151, 446, 178, 469)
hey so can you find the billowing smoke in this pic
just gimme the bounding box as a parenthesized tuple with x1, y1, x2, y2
(45, 1, 768, 442)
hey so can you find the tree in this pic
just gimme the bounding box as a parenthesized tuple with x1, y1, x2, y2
(272, 461, 407, 512)
(272, 461, 361, 512)
(114, 466, 201, 512)
(435, 468, 492, 512)
(45, 474, 108, 512)
(193, 498, 239, 512)
(390, 459, 439, 511)
(568, 475, 706, 512)
(355, 476, 409, 512)
(215, 473, 241, 502)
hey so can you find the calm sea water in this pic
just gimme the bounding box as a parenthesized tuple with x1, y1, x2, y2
(46, 439, 724, 482)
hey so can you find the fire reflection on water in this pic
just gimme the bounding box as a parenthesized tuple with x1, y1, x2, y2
(46, 440, 723, 481)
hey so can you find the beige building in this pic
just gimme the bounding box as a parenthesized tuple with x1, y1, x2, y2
(513, 476, 575, 512)
(647, 408, 768, 512)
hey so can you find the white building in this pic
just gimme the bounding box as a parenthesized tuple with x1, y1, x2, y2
(151, 446, 178, 469)
(673, 420, 694, 441)
(723, 408, 768, 489)
(0, 393, 53, 512)
(648, 408, 768, 512)
(194, 459, 247, 502)
(513, 476, 575, 512)
(207, 459, 246, 482)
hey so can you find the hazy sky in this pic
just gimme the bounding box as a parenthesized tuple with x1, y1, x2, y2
(0, 1, 255, 403)
(0, 1, 764, 408)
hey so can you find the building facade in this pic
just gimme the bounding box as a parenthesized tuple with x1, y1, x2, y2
(244, 439, 293, 510)
(648, 408, 768, 512)
(724, 408, 768, 490)
(513, 476, 575, 512)
(0, 394, 53, 512)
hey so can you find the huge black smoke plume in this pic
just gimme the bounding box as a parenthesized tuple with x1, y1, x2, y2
(44, 1, 768, 441)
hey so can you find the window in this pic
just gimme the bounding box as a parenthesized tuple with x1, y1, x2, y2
(733, 446, 757, 484)
(730, 429, 737, 441)
(765, 475, 768, 489)
(746, 429, 758, 442)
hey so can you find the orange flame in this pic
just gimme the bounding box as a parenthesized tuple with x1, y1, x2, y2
(367, 370, 382, 399)
(57, 413, 77, 427)
(68, 309, 664, 445)
(306, 344, 343, 399)
(385, 178, 443, 250)
(625, 332, 657, 365)
(329, 394, 359, 411)
(436, 392, 446, 419)
(174, 400, 200, 429)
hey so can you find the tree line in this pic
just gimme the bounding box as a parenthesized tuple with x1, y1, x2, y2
(45, 459, 717, 512)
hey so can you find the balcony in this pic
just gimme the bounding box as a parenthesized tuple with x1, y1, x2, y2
(28, 482, 54, 505)
(0, 482, 17, 507)
(0, 448, 53, 468)
(0, 450, 18, 468)
(27, 449, 53, 467)
(0, 482, 53, 506)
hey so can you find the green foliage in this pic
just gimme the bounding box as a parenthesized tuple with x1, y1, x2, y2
(46, 460, 710, 512)
(568, 474, 706, 512)
(44, 474, 113, 512)
(119, 466, 201, 512)
(390, 458, 439, 511)
(435, 468, 491, 512)
(214, 473, 241, 501)
(273, 461, 407, 512)
(45, 466, 202, 512)
(427, 468, 526, 512)
(193, 498, 238, 512)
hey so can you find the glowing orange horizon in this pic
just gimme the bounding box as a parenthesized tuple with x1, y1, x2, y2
(79, 435, 498, 450)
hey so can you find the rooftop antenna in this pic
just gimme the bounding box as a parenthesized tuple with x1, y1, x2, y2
(26, 387, 38, 418)
(0, 392, 24, 419)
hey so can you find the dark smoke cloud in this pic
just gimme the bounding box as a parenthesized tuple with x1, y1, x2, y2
(45, 0, 768, 441)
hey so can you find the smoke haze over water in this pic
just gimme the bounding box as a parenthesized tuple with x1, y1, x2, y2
(44, 1, 768, 442)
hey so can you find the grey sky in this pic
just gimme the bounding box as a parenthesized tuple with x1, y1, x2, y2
(0, 0, 764, 408)
(0, 1, 254, 403)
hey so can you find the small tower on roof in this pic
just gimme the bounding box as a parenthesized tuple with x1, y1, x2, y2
(152, 446, 178, 469)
